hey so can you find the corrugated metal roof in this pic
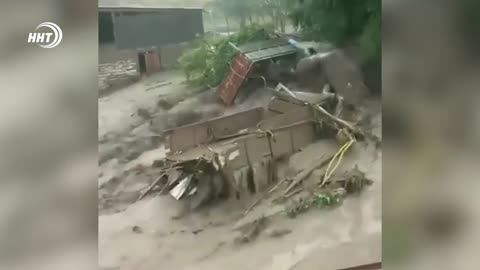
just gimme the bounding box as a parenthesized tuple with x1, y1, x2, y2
(98, 0, 203, 10)
(236, 38, 297, 62)
(245, 44, 297, 62)
(238, 38, 291, 53)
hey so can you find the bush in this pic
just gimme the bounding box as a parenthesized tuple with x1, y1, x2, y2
(178, 24, 274, 88)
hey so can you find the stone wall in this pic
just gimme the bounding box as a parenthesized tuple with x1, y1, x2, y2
(99, 42, 192, 70)
(98, 60, 140, 95)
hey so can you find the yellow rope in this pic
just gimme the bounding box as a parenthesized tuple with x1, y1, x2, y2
(320, 130, 355, 188)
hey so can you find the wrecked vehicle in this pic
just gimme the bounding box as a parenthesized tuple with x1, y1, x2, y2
(216, 38, 299, 105)
(142, 82, 368, 211)
(215, 34, 370, 114)
(133, 33, 376, 214)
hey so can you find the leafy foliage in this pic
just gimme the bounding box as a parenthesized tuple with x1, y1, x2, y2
(178, 25, 274, 88)
(284, 166, 372, 218)
(206, 0, 292, 31)
(291, 0, 381, 62)
(184, 0, 380, 87)
(285, 190, 344, 218)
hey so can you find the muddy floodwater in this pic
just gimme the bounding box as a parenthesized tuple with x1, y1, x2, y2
(98, 71, 382, 270)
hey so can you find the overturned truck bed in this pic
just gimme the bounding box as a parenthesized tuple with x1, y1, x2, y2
(154, 87, 360, 209)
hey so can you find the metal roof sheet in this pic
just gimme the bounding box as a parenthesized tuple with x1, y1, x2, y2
(245, 44, 297, 62)
(238, 38, 291, 53)
(235, 38, 297, 62)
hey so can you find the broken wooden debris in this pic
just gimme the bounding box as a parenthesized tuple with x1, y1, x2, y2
(153, 157, 229, 207)
(268, 97, 302, 114)
(137, 172, 166, 201)
(283, 154, 334, 196)
(166, 168, 182, 187)
(153, 86, 366, 209)
(157, 180, 170, 196)
(312, 103, 361, 136)
(270, 83, 363, 138)
(243, 196, 263, 217)
(164, 119, 319, 203)
(284, 188, 304, 199)
(268, 177, 287, 194)
(267, 91, 331, 114)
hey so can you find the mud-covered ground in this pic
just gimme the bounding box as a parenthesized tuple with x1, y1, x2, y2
(98, 71, 382, 270)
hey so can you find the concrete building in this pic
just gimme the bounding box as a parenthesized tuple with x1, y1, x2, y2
(99, 0, 204, 73)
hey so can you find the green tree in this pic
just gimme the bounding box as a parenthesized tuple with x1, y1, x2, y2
(291, 0, 381, 62)
(260, 0, 293, 32)
(209, 0, 260, 29)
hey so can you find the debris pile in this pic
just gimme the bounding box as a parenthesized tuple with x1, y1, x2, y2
(215, 35, 371, 114)
(98, 60, 139, 94)
(133, 35, 378, 216)
(139, 80, 371, 211)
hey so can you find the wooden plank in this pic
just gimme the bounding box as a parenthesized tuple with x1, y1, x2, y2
(165, 108, 264, 154)
(209, 108, 263, 139)
(258, 106, 313, 131)
(268, 97, 305, 114)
